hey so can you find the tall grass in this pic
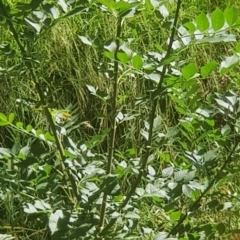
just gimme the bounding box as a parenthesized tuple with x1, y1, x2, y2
(1, 0, 238, 134)
(1, 0, 240, 238)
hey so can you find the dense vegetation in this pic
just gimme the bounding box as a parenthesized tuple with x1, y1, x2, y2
(0, 0, 240, 239)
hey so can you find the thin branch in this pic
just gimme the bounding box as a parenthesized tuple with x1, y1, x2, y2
(168, 144, 238, 237)
(100, 0, 182, 235)
(99, 17, 122, 229)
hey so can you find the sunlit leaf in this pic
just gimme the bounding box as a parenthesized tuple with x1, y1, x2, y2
(181, 63, 199, 80)
(115, 1, 131, 11)
(205, 119, 215, 127)
(174, 170, 188, 181)
(136, 187, 145, 196)
(184, 21, 196, 33)
(178, 26, 191, 45)
(148, 165, 156, 176)
(24, 203, 38, 214)
(168, 182, 177, 190)
(49, 5, 60, 19)
(25, 18, 41, 33)
(0, 113, 7, 122)
(11, 142, 21, 155)
(236, 43, 240, 52)
(162, 167, 173, 178)
(220, 54, 239, 74)
(221, 124, 231, 136)
(34, 200, 51, 210)
(132, 54, 143, 69)
(19, 146, 30, 156)
(182, 184, 192, 197)
(196, 12, 209, 32)
(200, 61, 217, 77)
(215, 98, 233, 111)
(49, 210, 64, 234)
(142, 227, 153, 234)
(144, 72, 160, 83)
(57, 0, 68, 13)
(36, 129, 43, 136)
(154, 232, 177, 240)
(184, 171, 196, 181)
(44, 132, 55, 142)
(0, 113, 8, 126)
(26, 125, 33, 132)
(97, 0, 114, 12)
(188, 181, 205, 191)
(211, 8, 224, 31)
(115, 1, 138, 18)
(196, 108, 212, 118)
(175, 106, 186, 115)
(170, 211, 181, 220)
(0, 234, 15, 240)
(117, 51, 130, 64)
(120, 43, 132, 56)
(159, 4, 169, 19)
(172, 40, 182, 49)
(86, 85, 97, 94)
(125, 211, 140, 219)
(221, 202, 232, 210)
(79, 36, 92, 46)
(104, 40, 117, 52)
(153, 116, 162, 130)
(150, 0, 160, 8)
(111, 211, 120, 218)
(16, 122, 23, 128)
(104, 51, 114, 60)
(116, 111, 124, 122)
(0, 148, 12, 158)
(224, 7, 239, 26)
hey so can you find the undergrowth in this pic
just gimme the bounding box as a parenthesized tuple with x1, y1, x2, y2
(0, 0, 240, 239)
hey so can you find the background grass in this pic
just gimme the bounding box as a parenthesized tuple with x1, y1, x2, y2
(1, 0, 240, 239)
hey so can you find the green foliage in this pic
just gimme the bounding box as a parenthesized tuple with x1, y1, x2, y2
(1, 0, 240, 239)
